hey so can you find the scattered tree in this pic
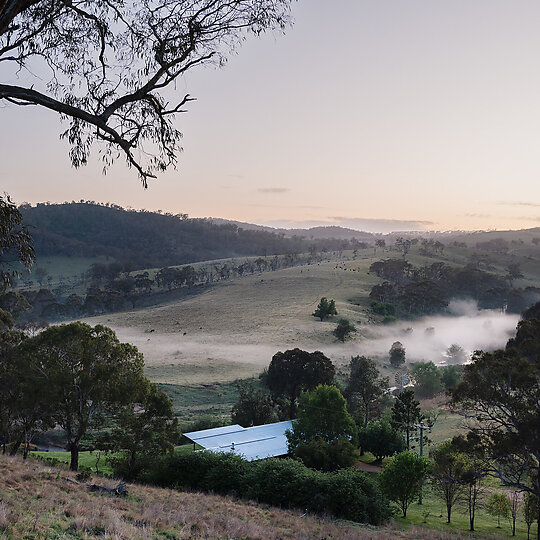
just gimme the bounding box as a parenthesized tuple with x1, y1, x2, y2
(332, 318, 356, 342)
(430, 440, 468, 523)
(523, 492, 539, 540)
(231, 379, 277, 427)
(266, 348, 335, 419)
(102, 383, 179, 480)
(451, 434, 486, 532)
(20, 322, 147, 470)
(286, 385, 358, 471)
(312, 297, 337, 321)
(410, 361, 443, 399)
(378, 451, 431, 517)
(486, 492, 511, 529)
(449, 347, 540, 524)
(345, 356, 389, 429)
(391, 389, 423, 450)
(359, 420, 401, 463)
(508, 490, 520, 537)
(389, 341, 406, 367)
(445, 343, 468, 365)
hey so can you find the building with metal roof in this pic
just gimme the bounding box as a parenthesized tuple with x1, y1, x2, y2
(183, 420, 293, 461)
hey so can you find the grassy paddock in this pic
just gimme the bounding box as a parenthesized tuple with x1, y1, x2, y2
(31, 450, 113, 476)
(397, 486, 536, 539)
(30, 444, 196, 477)
(158, 380, 242, 418)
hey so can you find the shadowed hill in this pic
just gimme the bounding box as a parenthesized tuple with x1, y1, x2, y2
(20, 202, 371, 270)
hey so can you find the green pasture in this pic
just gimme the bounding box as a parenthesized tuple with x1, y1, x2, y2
(397, 485, 536, 539)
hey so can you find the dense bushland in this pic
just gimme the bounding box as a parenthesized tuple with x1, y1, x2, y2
(119, 451, 392, 525)
(21, 202, 371, 269)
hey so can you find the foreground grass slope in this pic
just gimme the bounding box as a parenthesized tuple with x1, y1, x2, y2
(0, 455, 480, 540)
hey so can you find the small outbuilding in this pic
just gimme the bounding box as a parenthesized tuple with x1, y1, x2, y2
(184, 420, 293, 461)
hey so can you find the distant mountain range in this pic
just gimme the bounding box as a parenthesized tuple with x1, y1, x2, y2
(207, 218, 376, 240)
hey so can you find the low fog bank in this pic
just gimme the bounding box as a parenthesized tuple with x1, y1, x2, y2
(356, 300, 520, 364)
(96, 299, 521, 383)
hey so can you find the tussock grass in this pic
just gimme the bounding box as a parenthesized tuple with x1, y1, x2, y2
(0, 454, 485, 539)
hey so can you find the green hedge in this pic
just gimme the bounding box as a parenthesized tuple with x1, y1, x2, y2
(121, 451, 391, 525)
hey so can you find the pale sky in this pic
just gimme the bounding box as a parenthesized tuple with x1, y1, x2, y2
(1, 0, 540, 232)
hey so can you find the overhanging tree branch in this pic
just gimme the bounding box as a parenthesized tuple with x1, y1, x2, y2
(0, 0, 293, 186)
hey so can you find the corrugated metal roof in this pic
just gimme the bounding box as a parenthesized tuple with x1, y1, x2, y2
(183, 421, 293, 461)
(184, 424, 245, 442)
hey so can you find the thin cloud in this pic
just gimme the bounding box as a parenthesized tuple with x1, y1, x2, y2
(497, 201, 540, 208)
(257, 187, 290, 194)
(463, 213, 493, 218)
(243, 203, 324, 209)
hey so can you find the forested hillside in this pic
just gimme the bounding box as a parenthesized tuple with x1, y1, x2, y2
(20, 202, 370, 269)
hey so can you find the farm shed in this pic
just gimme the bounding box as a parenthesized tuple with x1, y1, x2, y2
(184, 420, 293, 461)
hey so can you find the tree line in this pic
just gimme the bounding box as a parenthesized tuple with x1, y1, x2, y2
(5, 252, 335, 324)
(20, 202, 373, 270)
(369, 258, 540, 319)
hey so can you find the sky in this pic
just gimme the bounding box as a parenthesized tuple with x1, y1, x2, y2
(1, 0, 540, 233)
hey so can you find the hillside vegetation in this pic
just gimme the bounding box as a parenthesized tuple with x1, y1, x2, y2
(0, 455, 470, 540)
(20, 202, 370, 270)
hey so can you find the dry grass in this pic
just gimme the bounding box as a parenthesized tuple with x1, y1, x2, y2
(0, 454, 487, 539)
(82, 256, 381, 385)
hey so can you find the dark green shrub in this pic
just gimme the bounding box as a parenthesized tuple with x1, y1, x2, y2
(124, 451, 391, 525)
(294, 438, 358, 471)
(324, 468, 392, 524)
(244, 458, 317, 509)
(370, 301, 396, 317)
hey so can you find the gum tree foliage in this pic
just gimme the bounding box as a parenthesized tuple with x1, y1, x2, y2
(390, 389, 423, 451)
(449, 347, 540, 535)
(486, 492, 511, 528)
(332, 318, 356, 342)
(450, 434, 487, 532)
(389, 341, 405, 367)
(410, 361, 443, 399)
(523, 492, 539, 540)
(0, 1, 293, 185)
(266, 348, 335, 419)
(286, 385, 358, 471)
(345, 355, 389, 429)
(100, 382, 179, 480)
(5, 339, 56, 459)
(430, 440, 468, 524)
(0, 327, 28, 453)
(0, 194, 34, 292)
(358, 420, 401, 463)
(440, 365, 463, 390)
(312, 297, 337, 321)
(378, 451, 431, 518)
(231, 379, 277, 427)
(20, 322, 147, 471)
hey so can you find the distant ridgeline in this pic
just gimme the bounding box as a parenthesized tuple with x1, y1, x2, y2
(20, 202, 373, 268)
